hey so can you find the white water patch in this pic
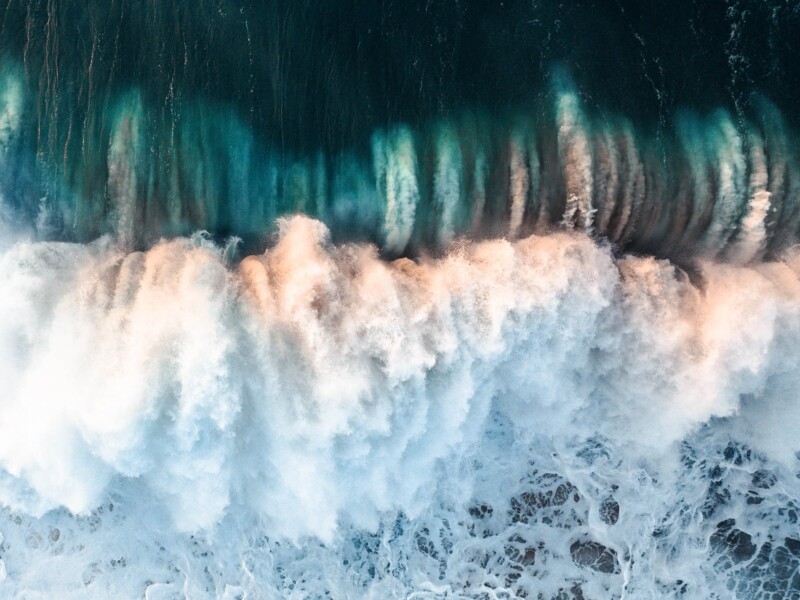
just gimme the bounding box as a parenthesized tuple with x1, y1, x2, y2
(704, 111, 747, 257)
(373, 126, 420, 254)
(0, 218, 799, 598)
(729, 130, 771, 264)
(556, 91, 594, 232)
(756, 98, 797, 253)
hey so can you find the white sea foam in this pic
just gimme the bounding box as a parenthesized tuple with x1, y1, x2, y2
(557, 91, 594, 233)
(433, 125, 462, 247)
(0, 217, 799, 598)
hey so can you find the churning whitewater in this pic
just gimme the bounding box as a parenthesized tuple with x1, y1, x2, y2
(0, 215, 799, 598)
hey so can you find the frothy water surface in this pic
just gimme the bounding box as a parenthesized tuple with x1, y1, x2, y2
(0, 217, 798, 598)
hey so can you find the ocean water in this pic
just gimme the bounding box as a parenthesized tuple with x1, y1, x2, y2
(0, 1, 799, 599)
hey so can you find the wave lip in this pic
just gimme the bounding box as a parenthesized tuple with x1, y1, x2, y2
(1, 61, 799, 262)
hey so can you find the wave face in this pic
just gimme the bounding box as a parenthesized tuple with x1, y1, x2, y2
(1, 1, 800, 599)
(0, 1, 798, 259)
(0, 69, 799, 262)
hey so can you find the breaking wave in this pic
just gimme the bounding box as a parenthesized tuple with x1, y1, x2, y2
(0, 216, 799, 598)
